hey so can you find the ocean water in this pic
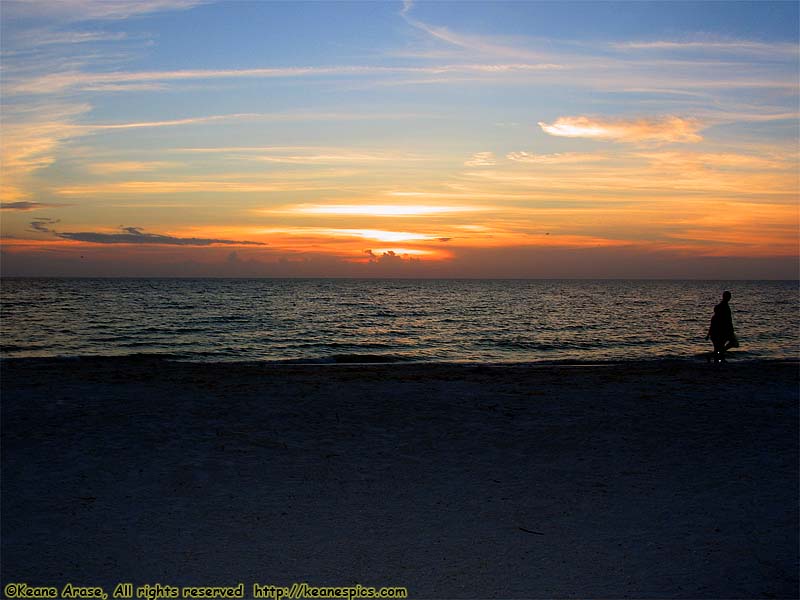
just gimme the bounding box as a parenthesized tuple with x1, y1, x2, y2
(1, 278, 797, 363)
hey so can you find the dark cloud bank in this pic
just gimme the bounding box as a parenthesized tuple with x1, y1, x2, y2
(3, 243, 798, 279)
(29, 222, 265, 246)
(2, 201, 68, 211)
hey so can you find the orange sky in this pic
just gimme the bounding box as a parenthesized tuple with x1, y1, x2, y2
(1, 1, 798, 278)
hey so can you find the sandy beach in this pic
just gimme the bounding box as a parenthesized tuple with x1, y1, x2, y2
(1, 358, 797, 599)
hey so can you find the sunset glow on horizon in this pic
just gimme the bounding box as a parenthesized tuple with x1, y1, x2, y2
(1, 1, 798, 278)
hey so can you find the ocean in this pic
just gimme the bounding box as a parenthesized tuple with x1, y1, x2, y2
(1, 278, 797, 363)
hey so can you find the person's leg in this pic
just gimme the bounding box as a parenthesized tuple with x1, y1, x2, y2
(712, 338, 725, 362)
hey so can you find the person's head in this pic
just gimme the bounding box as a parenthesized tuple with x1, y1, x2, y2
(722, 290, 731, 302)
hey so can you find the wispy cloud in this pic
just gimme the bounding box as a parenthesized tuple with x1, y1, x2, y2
(637, 151, 791, 171)
(85, 111, 433, 131)
(258, 227, 444, 243)
(506, 152, 609, 165)
(1, 105, 428, 200)
(3, 0, 205, 22)
(538, 115, 704, 145)
(278, 204, 486, 217)
(393, 7, 798, 98)
(4, 29, 129, 48)
(86, 113, 262, 130)
(2, 1, 797, 276)
(54, 178, 347, 196)
(462, 164, 798, 198)
(400, 2, 549, 62)
(0, 107, 280, 200)
(6, 64, 564, 95)
(28, 218, 60, 233)
(400, 0, 414, 18)
(464, 152, 496, 167)
(79, 83, 168, 92)
(1, 201, 70, 211)
(613, 39, 799, 56)
(186, 147, 428, 165)
(35, 224, 265, 246)
(0, 102, 91, 200)
(85, 161, 178, 174)
(692, 109, 800, 125)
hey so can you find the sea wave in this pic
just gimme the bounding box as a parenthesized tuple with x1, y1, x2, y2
(2, 278, 797, 363)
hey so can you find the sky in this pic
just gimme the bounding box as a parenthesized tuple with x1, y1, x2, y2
(1, 0, 798, 278)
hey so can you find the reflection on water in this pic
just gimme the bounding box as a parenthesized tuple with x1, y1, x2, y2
(1, 278, 797, 362)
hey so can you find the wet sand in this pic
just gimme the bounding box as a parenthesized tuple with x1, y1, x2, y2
(1, 358, 798, 599)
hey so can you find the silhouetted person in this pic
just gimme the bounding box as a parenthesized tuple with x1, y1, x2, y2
(706, 290, 737, 363)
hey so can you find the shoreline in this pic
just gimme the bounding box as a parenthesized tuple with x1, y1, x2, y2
(2, 353, 796, 366)
(2, 358, 798, 598)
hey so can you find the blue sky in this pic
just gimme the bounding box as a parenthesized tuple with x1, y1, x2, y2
(1, 1, 798, 278)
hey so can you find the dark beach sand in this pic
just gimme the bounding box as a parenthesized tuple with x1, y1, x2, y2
(1, 358, 798, 599)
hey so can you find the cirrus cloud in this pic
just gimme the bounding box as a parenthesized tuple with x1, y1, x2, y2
(2, 0, 205, 23)
(506, 152, 609, 165)
(464, 151, 497, 167)
(538, 115, 704, 145)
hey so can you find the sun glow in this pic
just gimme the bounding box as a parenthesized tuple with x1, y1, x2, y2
(255, 227, 446, 242)
(1, 1, 797, 278)
(538, 120, 609, 138)
(368, 248, 436, 256)
(287, 204, 482, 217)
(334, 229, 441, 242)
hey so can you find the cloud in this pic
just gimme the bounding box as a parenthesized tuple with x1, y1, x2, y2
(334, 229, 442, 243)
(3, 0, 204, 22)
(399, 2, 549, 62)
(78, 111, 432, 132)
(280, 204, 485, 217)
(364, 249, 423, 263)
(79, 83, 168, 92)
(465, 162, 800, 199)
(613, 40, 799, 56)
(1, 201, 69, 211)
(7, 64, 564, 95)
(464, 152, 496, 167)
(692, 109, 800, 125)
(193, 147, 427, 165)
(28, 218, 60, 233)
(54, 177, 350, 196)
(5, 29, 129, 48)
(0, 102, 91, 201)
(506, 152, 609, 164)
(85, 161, 178, 174)
(256, 226, 443, 244)
(37, 225, 265, 246)
(391, 14, 796, 94)
(2, 64, 440, 202)
(334, 229, 435, 243)
(538, 115, 704, 145)
(1, 106, 428, 201)
(86, 112, 264, 130)
(636, 151, 791, 171)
